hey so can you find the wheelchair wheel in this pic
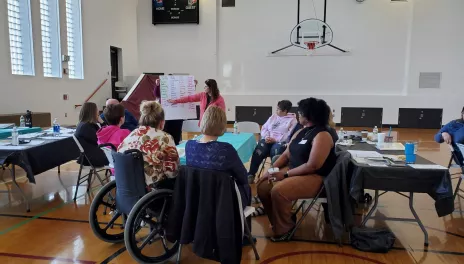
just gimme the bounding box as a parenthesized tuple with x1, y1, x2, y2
(125, 189, 179, 263)
(89, 180, 125, 243)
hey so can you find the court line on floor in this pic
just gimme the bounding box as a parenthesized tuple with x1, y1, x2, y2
(43, 233, 464, 263)
(100, 247, 126, 264)
(0, 213, 124, 226)
(0, 184, 104, 236)
(2, 211, 464, 246)
(259, 250, 385, 264)
(0, 252, 96, 264)
(0, 203, 67, 236)
(290, 237, 464, 256)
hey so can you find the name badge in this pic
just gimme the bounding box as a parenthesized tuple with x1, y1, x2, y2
(299, 139, 307, 144)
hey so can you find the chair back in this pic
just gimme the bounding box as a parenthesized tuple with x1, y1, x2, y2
(453, 143, 464, 167)
(237, 121, 260, 134)
(112, 149, 147, 215)
(168, 166, 243, 262)
(182, 120, 201, 133)
(322, 150, 354, 240)
(99, 143, 117, 168)
(72, 135, 85, 153)
(232, 180, 245, 236)
(448, 144, 464, 167)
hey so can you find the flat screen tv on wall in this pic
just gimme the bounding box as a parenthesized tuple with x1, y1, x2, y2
(152, 0, 199, 25)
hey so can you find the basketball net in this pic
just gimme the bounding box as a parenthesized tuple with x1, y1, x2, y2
(304, 41, 319, 56)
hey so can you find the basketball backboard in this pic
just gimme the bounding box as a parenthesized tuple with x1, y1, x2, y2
(290, 19, 333, 50)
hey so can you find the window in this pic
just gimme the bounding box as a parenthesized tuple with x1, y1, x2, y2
(7, 0, 35, 76)
(40, 0, 62, 77)
(65, 0, 83, 79)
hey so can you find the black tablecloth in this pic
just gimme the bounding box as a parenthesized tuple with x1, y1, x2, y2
(0, 137, 80, 183)
(337, 143, 454, 217)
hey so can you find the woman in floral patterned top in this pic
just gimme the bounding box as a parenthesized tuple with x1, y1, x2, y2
(118, 101, 179, 185)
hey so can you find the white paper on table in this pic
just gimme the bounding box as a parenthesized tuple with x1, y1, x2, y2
(40, 136, 68, 140)
(376, 143, 405, 151)
(348, 150, 383, 158)
(28, 140, 45, 146)
(55, 134, 73, 138)
(336, 141, 354, 146)
(18, 132, 45, 139)
(383, 155, 404, 162)
(353, 158, 368, 164)
(160, 75, 197, 120)
(0, 145, 28, 150)
(368, 163, 388, 167)
(354, 157, 388, 167)
(408, 164, 448, 170)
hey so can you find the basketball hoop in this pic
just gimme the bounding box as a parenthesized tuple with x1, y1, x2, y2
(304, 41, 319, 55)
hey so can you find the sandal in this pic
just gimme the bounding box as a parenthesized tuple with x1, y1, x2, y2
(251, 206, 265, 217)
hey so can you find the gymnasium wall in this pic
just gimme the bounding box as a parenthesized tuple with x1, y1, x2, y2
(0, 0, 139, 125)
(137, 0, 464, 124)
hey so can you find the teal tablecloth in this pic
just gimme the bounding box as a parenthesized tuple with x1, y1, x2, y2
(0, 127, 42, 139)
(177, 132, 257, 165)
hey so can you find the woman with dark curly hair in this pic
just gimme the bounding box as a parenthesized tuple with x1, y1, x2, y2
(256, 97, 337, 241)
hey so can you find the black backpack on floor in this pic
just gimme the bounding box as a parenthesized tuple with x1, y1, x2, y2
(350, 227, 396, 253)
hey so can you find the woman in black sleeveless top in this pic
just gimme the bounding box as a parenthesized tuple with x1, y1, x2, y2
(256, 98, 337, 241)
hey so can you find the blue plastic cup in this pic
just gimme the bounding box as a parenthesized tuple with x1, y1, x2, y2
(405, 142, 416, 163)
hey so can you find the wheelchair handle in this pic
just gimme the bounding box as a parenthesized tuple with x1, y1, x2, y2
(123, 149, 144, 156)
(98, 143, 117, 151)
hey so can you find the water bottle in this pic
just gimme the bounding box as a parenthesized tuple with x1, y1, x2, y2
(233, 121, 239, 134)
(373, 126, 379, 141)
(11, 126, 19, 146)
(19, 116, 25, 127)
(337, 127, 344, 142)
(53, 118, 60, 136)
(25, 110, 32, 128)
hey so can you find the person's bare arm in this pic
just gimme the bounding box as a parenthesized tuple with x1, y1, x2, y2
(287, 131, 333, 176)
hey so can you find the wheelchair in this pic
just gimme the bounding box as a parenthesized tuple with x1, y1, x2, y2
(89, 149, 179, 263)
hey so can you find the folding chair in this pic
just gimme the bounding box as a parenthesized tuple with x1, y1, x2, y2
(72, 135, 113, 201)
(172, 167, 260, 263)
(287, 186, 327, 240)
(237, 121, 260, 134)
(179, 120, 202, 144)
(233, 181, 260, 261)
(176, 178, 261, 263)
(181, 120, 201, 133)
(448, 144, 464, 200)
(176, 181, 260, 263)
(237, 121, 271, 177)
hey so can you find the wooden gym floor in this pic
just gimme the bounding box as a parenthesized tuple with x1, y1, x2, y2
(1, 128, 464, 264)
